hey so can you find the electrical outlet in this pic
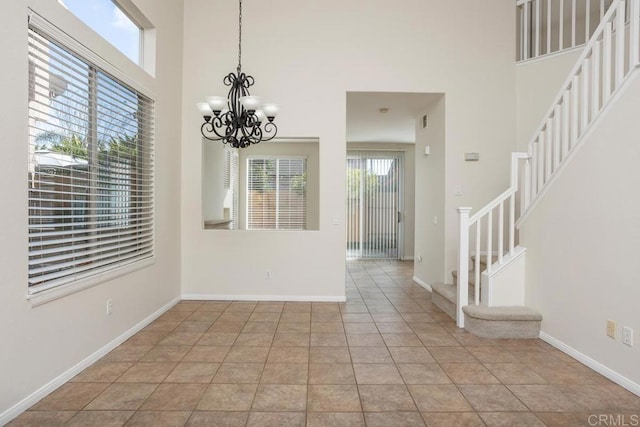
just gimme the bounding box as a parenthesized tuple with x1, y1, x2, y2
(106, 299, 113, 316)
(265, 270, 271, 280)
(607, 320, 616, 338)
(623, 326, 634, 347)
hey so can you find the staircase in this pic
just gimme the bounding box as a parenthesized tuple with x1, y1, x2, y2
(439, 0, 640, 337)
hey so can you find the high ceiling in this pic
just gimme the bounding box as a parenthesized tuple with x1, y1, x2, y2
(346, 92, 441, 144)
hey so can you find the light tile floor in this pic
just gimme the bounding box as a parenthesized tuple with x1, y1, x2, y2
(10, 260, 640, 426)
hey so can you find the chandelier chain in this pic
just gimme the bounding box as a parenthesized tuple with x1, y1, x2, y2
(238, 0, 242, 72)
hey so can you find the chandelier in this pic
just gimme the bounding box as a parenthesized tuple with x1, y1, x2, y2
(197, 0, 278, 148)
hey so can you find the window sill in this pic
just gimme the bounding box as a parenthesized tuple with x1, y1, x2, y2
(27, 257, 155, 307)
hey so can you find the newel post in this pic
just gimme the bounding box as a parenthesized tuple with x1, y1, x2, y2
(457, 207, 472, 328)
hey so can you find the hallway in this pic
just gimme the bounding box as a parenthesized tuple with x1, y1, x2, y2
(10, 261, 640, 426)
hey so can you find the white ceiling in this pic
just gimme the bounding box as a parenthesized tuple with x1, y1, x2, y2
(346, 92, 441, 144)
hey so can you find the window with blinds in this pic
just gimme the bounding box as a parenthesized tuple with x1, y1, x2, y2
(27, 21, 154, 294)
(247, 157, 306, 230)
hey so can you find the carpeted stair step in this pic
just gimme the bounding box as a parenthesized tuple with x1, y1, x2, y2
(462, 305, 542, 339)
(451, 270, 478, 287)
(431, 283, 474, 321)
(470, 254, 499, 267)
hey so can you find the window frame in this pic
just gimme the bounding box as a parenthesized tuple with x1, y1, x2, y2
(246, 155, 308, 231)
(59, 0, 143, 65)
(27, 11, 156, 306)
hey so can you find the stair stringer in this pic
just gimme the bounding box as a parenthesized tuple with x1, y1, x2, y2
(480, 246, 526, 306)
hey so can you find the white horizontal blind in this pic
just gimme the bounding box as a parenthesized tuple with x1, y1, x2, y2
(247, 157, 306, 230)
(28, 23, 154, 293)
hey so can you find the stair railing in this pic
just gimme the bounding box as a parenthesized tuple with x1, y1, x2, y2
(520, 0, 640, 222)
(456, 153, 530, 328)
(517, 0, 615, 61)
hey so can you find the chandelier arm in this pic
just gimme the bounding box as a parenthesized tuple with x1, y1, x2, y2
(201, 112, 240, 141)
(201, 117, 225, 141)
(260, 122, 278, 142)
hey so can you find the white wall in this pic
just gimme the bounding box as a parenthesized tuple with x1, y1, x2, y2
(414, 96, 446, 285)
(520, 73, 640, 388)
(181, 0, 518, 298)
(347, 142, 415, 260)
(0, 0, 183, 419)
(516, 49, 582, 149)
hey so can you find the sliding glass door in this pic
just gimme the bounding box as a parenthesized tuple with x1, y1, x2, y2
(346, 151, 403, 259)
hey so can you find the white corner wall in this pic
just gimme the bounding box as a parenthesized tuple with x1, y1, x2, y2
(414, 96, 446, 285)
(181, 0, 517, 298)
(520, 73, 640, 390)
(0, 0, 183, 419)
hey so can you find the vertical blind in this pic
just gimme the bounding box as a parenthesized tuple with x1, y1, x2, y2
(346, 151, 402, 259)
(223, 145, 239, 230)
(247, 157, 306, 230)
(27, 23, 154, 293)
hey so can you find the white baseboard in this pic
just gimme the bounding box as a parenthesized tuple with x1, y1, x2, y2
(402, 256, 415, 261)
(539, 331, 640, 397)
(182, 294, 347, 302)
(0, 297, 180, 426)
(412, 276, 432, 292)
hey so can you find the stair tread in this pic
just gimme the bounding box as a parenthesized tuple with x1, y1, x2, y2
(431, 283, 475, 304)
(470, 254, 500, 265)
(462, 305, 542, 321)
(451, 270, 479, 286)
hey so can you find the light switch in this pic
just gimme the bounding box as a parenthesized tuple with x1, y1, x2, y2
(454, 185, 462, 196)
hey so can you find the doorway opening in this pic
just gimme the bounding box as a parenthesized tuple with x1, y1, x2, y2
(346, 151, 403, 259)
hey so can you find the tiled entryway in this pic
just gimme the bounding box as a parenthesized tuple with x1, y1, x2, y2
(10, 260, 640, 426)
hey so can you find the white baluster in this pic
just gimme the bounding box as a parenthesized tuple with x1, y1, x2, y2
(631, 0, 639, 66)
(616, 1, 627, 85)
(509, 193, 516, 254)
(562, 92, 570, 160)
(586, 0, 591, 42)
(524, 155, 535, 208)
(536, 0, 541, 57)
(548, 0, 552, 54)
(524, 2, 530, 59)
(538, 132, 545, 189)
(486, 211, 493, 275)
(560, 0, 565, 50)
(527, 141, 539, 198)
(572, 0, 577, 47)
(498, 201, 504, 266)
(581, 58, 590, 136)
(546, 118, 553, 182)
(592, 40, 601, 116)
(553, 107, 561, 175)
(603, 21, 612, 103)
(571, 76, 579, 149)
(475, 220, 481, 306)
